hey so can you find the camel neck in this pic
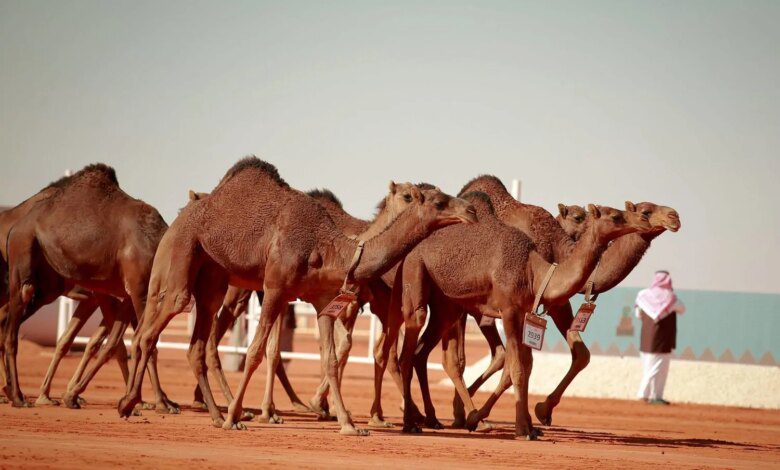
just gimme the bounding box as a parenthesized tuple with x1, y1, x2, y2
(332, 206, 431, 282)
(359, 203, 399, 241)
(585, 232, 653, 294)
(535, 222, 607, 305)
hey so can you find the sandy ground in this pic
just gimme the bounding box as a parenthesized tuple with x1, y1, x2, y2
(1, 338, 779, 469)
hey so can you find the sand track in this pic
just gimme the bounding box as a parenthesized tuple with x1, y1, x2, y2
(1, 340, 778, 469)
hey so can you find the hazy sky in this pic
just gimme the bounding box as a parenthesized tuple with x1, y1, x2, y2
(2, 1, 778, 294)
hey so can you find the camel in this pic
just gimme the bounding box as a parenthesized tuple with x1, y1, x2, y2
(1, 164, 177, 412)
(414, 176, 680, 427)
(117, 157, 476, 436)
(187, 185, 415, 425)
(389, 191, 651, 438)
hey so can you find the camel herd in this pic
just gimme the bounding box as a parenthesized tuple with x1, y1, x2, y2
(0, 157, 681, 440)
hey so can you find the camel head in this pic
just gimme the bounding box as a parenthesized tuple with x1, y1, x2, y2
(625, 201, 681, 234)
(557, 203, 588, 240)
(586, 204, 652, 243)
(413, 185, 478, 228)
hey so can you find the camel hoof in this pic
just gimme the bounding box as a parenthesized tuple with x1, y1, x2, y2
(402, 424, 423, 434)
(259, 412, 283, 424)
(475, 420, 496, 433)
(292, 402, 311, 413)
(340, 426, 369, 436)
(465, 410, 481, 432)
(117, 396, 138, 418)
(212, 417, 225, 428)
(77, 396, 87, 406)
(155, 399, 180, 415)
(140, 401, 156, 410)
(451, 417, 466, 429)
(12, 399, 33, 408)
(222, 420, 247, 431)
(240, 411, 255, 422)
(423, 417, 444, 430)
(35, 395, 60, 407)
(534, 402, 552, 426)
(132, 408, 142, 417)
(0, 395, 8, 404)
(367, 416, 394, 428)
(192, 400, 208, 411)
(62, 393, 80, 410)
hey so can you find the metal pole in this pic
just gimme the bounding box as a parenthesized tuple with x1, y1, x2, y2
(511, 179, 521, 201)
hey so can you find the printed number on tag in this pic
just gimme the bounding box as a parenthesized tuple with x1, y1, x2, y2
(522, 313, 547, 350)
(570, 302, 596, 332)
(319, 293, 357, 319)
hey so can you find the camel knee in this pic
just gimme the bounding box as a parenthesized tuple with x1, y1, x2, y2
(20, 283, 35, 305)
(573, 343, 590, 371)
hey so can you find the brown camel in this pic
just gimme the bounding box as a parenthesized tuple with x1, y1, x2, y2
(2, 164, 177, 412)
(117, 157, 476, 435)
(556, 204, 588, 240)
(422, 176, 680, 427)
(390, 191, 650, 438)
(188, 185, 413, 424)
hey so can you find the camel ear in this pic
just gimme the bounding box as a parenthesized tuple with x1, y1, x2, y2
(410, 185, 423, 202)
(588, 204, 601, 219)
(389, 181, 397, 194)
(558, 203, 568, 218)
(188, 190, 198, 201)
(625, 201, 636, 212)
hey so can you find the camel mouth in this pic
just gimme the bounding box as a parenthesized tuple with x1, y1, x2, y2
(663, 221, 681, 232)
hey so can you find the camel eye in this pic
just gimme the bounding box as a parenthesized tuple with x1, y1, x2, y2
(403, 194, 412, 203)
(435, 201, 445, 210)
(574, 216, 584, 223)
(642, 210, 652, 217)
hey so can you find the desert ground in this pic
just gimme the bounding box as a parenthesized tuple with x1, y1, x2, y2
(1, 333, 778, 469)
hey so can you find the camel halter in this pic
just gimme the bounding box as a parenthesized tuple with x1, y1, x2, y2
(340, 240, 366, 296)
(531, 263, 558, 317)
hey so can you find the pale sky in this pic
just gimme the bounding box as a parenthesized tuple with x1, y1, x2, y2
(1, 1, 778, 294)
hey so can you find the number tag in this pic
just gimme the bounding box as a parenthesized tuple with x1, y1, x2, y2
(319, 292, 357, 319)
(522, 313, 547, 350)
(570, 302, 596, 332)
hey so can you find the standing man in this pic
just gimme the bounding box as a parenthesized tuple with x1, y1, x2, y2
(635, 271, 685, 405)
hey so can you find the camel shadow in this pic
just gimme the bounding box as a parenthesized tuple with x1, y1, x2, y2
(385, 421, 770, 450)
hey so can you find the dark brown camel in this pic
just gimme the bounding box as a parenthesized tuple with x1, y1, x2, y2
(390, 191, 650, 438)
(419, 176, 680, 427)
(2, 164, 177, 412)
(117, 157, 476, 435)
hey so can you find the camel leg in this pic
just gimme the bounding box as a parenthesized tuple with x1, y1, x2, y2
(118, 291, 189, 418)
(453, 315, 505, 428)
(0, 303, 8, 404)
(534, 303, 590, 426)
(4, 251, 61, 407)
(314, 303, 367, 436)
(63, 315, 110, 407)
(274, 357, 309, 412)
(412, 309, 446, 429)
(258, 312, 284, 424)
(194, 308, 235, 408)
(35, 297, 99, 406)
(63, 299, 131, 408)
(308, 302, 357, 420)
(222, 289, 287, 430)
(187, 280, 228, 428)
(441, 315, 483, 432)
(502, 309, 537, 440)
(368, 327, 396, 427)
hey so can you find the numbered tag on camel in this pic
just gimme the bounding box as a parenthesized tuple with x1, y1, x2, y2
(319, 292, 357, 319)
(570, 302, 596, 332)
(522, 313, 547, 350)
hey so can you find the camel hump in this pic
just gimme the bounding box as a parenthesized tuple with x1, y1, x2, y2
(46, 163, 119, 191)
(457, 174, 506, 197)
(306, 188, 342, 208)
(218, 155, 289, 188)
(460, 191, 495, 216)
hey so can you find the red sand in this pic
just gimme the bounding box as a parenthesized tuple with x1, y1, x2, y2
(1, 338, 779, 469)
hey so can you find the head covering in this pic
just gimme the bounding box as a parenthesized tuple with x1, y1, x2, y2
(635, 271, 678, 322)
